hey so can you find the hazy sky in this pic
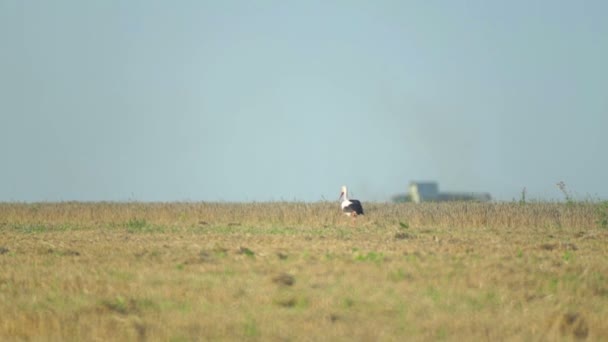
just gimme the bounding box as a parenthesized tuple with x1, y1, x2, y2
(1, 1, 607, 202)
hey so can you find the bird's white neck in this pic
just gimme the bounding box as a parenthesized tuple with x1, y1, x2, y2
(341, 188, 349, 202)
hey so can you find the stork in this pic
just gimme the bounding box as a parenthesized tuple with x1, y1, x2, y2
(339, 185, 364, 216)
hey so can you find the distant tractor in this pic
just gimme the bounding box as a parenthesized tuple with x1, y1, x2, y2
(409, 182, 440, 203)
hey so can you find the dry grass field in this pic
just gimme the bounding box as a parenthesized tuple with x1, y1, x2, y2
(1, 201, 607, 341)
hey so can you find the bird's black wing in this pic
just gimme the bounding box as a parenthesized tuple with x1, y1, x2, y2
(348, 199, 364, 215)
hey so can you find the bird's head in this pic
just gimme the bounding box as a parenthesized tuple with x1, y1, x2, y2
(339, 185, 347, 201)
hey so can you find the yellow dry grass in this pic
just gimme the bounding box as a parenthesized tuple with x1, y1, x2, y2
(0, 201, 607, 341)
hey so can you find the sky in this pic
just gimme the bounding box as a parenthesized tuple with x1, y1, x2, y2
(1, 1, 607, 202)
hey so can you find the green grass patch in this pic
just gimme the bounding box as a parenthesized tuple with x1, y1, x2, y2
(354, 251, 385, 263)
(243, 317, 259, 338)
(100, 296, 159, 315)
(125, 218, 165, 233)
(8, 223, 82, 233)
(388, 268, 410, 282)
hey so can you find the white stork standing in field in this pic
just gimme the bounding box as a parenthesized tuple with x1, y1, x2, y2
(339, 185, 364, 217)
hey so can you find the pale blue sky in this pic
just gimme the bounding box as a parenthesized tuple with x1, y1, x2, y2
(1, 1, 606, 202)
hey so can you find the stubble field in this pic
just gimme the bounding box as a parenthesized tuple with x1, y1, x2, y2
(0, 201, 607, 341)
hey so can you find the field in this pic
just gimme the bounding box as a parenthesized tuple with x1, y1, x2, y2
(1, 201, 607, 341)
